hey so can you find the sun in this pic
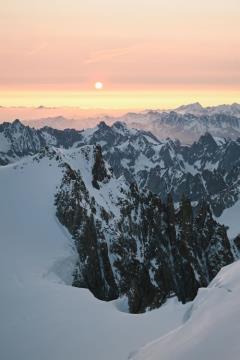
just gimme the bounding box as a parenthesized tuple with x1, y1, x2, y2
(95, 81, 103, 90)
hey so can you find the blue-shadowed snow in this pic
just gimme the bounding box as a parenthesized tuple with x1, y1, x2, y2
(0, 151, 188, 360)
(218, 200, 240, 239)
(131, 260, 240, 360)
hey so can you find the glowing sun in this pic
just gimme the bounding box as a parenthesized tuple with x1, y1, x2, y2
(95, 81, 103, 90)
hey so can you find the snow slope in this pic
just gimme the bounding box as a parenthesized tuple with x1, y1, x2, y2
(218, 200, 240, 239)
(0, 152, 188, 360)
(131, 260, 240, 360)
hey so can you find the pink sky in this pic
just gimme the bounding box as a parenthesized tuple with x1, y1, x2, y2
(1, 0, 239, 108)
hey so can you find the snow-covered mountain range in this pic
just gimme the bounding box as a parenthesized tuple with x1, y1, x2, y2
(120, 103, 240, 143)
(2, 119, 240, 222)
(124, 109, 240, 143)
(20, 102, 240, 143)
(1, 118, 240, 359)
(175, 102, 240, 116)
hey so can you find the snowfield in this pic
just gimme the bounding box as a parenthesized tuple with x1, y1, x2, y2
(1, 151, 240, 360)
(218, 200, 240, 239)
(0, 153, 188, 360)
(131, 260, 240, 360)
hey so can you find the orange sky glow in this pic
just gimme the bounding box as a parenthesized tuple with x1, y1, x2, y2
(1, 0, 239, 110)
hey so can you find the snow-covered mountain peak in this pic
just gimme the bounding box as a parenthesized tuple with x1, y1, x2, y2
(34, 143, 111, 182)
(97, 120, 109, 131)
(32, 143, 127, 219)
(12, 118, 25, 128)
(176, 102, 204, 114)
(174, 102, 240, 117)
(111, 120, 130, 133)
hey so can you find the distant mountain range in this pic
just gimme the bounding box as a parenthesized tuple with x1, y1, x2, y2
(175, 102, 240, 116)
(120, 103, 240, 143)
(18, 102, 240, 143)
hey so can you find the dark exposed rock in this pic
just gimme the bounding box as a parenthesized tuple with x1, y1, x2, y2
(55, 164, 118, 301)
(92, 145, 110, 189)
(54, 153, 234, 313)
(234, 234, 240, 252)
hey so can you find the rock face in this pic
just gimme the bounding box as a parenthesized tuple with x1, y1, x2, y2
(92, 144, 111, 189)
(54, 145, 234, 313)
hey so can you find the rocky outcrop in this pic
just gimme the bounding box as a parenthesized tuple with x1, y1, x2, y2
(54, 146, 234, 313)
(92, 145, 111, 189)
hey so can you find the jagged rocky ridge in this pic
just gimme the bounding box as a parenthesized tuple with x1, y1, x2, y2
(0, 119, 83, 164)
(1, 119, 240, 217)
(73, 121, 240, 217)
(53, 144, 234, 313)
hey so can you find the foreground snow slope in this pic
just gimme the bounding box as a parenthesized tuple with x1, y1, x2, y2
(131, 260, 240, 360)
(0, 154, 188, 360)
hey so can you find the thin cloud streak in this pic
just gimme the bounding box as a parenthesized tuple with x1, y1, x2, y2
(84, 46, 135, 64)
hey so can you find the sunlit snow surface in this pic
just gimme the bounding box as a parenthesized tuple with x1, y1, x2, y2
(0, 153, 188, 360)
(131, 260, 240, 360)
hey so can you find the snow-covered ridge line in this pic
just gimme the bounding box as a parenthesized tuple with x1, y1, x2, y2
(131, 260, 240, 360)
